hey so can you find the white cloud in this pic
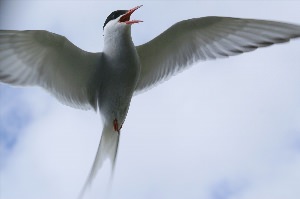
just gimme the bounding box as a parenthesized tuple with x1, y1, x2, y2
(1, 1, 300, 199)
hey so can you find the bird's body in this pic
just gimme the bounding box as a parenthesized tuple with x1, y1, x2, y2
(100, 23, 140, 130)
(1, 5, 300, 198)
(78, 12, 142, 195)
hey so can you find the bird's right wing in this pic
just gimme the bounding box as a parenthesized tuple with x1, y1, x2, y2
(135, 17, 300, 93)
(0, 30, 102, 110)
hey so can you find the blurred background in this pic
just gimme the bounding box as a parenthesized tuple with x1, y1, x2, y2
(0, 1, 300, 199)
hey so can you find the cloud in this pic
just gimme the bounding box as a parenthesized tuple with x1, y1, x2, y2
(1, 1, 300, 199)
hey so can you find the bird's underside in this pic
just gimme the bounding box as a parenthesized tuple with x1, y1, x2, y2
(1, 7, 300, 198)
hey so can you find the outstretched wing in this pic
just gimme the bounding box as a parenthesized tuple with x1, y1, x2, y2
(135, 17, 300, 93)
(0, 30, 102, 110)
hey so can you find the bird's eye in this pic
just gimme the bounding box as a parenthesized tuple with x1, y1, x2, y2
(103, 10, 128, 29)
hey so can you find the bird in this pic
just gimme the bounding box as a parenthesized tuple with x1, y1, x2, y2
(1, 4, 300, 198)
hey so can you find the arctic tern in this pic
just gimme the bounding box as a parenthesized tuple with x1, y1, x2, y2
(1, 5, 300, 198)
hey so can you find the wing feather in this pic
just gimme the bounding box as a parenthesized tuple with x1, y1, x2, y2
(0, 30, 102, 110)
(135, 17, 300, 93)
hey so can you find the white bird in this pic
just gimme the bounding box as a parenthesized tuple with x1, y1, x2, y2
(1, 5, 300, 198)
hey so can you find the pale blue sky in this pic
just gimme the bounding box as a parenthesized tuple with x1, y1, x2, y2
(1, 1, 300, 199)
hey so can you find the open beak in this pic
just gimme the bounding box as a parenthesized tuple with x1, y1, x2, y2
(119, 5, 143, 25)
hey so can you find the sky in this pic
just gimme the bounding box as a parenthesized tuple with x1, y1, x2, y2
(0, 1, 300, 199)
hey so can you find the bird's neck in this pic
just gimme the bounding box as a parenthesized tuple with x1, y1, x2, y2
(103, 28, 135, 57)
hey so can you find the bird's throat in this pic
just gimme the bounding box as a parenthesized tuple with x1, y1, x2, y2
(103, 28, 135, 59)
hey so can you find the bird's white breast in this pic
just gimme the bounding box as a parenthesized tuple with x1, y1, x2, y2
(98, 26, 140, 126)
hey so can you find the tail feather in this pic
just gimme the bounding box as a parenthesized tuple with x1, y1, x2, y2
(78, 124, 120, 199)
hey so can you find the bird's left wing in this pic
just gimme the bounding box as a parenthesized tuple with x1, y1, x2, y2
(135, 17, 300, 93)
(0, 30, 102, 110)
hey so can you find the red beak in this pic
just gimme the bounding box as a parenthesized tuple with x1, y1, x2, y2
(119, 5, 143, 25)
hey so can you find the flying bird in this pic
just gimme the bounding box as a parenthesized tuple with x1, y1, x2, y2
(1, 5, 300, 198)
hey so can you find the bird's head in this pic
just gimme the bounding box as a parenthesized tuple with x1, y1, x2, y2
(103, 5, 143, 36)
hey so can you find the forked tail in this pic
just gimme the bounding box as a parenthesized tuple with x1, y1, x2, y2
(78, 124, 120, 199)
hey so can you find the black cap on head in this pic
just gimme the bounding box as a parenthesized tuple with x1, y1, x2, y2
(103, 10, 128, 29)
